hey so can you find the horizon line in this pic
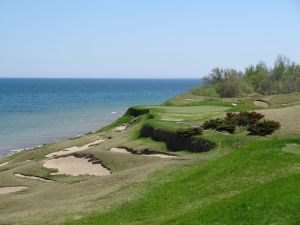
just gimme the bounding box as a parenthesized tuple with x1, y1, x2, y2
(0, 77, 201, 80)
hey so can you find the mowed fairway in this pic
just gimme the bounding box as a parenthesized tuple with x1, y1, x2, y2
(0, 93, 300, 225)
(149, 105, 229, 123)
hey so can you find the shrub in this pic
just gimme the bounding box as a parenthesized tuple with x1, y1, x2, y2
(247, 120, 281, 136)
(177, 127, 203, 137)
(203, 111, 280, 136)
(203, 118, 224, 130)
(225, 112, 239, 124)
(238, 111, 264, 126)
(226, 111, 264, 126)
(203, 118, 236, 133)
(215, 120, 236, 133)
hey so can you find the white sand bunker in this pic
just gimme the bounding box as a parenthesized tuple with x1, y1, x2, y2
(43, 155, 111, 176)
(111, 147, 129, 154)
(14, 174, 54, 182)
(46, 139, 105, 158)
(0, 186, 29, 194)
(185, 98, 202, 102)
(143, 154, 178, 159)
(254, 100, 269, 108)
(0, 161, 8, 167)
(111, 147, 178, 159)
(115, 124, 128, 132)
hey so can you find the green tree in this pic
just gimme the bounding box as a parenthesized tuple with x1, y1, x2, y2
(194, 55, 300, 97)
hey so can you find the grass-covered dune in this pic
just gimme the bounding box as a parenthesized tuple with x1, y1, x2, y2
(0, 92, 300, 225)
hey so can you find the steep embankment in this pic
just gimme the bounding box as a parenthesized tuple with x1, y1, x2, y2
(140, 123, 215, 152)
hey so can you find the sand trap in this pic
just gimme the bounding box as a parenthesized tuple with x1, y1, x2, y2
(46, 139, 105, 158)
(14, 174, 54, 182)
(0, 161, 8, 167)
(0, 186, 29, 194)
(115, 124, 128, 132)
(185, 98, 202, 102)
(254, 100, 269, 108)
(43, 156, 110, 176)
(111, 147, 130, 154)
(143, 154, 178, 159)
(110, 147, 178, 159)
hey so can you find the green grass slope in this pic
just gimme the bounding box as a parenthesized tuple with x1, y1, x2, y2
(66, 138, 300, 225)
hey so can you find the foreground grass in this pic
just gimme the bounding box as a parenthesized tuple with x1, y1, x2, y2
(65, 138, 300, 225)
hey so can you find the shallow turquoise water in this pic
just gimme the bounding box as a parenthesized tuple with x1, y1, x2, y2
(0, 78, 199, 155)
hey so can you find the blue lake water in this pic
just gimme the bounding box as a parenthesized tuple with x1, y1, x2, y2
(0, 78, 200, 155)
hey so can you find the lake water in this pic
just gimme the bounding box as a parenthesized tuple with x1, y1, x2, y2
(0, 78, 200, 155)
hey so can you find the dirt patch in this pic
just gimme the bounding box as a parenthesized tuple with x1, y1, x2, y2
(46, 139, 105, 158)
(110, 147, 178, 159)
(14, 174, 55, 182)
(0, 186, 29, 194)
(43, 153, 111, 176)
(254, 100, 269, 108)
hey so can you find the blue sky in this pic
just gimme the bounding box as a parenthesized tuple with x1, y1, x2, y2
(0, 0, 299, 78)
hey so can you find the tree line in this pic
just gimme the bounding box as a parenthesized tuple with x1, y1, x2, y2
(192, 56, 300, 98)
